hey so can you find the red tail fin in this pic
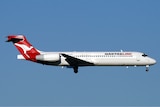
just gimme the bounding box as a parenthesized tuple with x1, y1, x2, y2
(6, 35, 40, 61)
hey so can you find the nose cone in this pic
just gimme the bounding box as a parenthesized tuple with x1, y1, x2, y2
(150, 58, 156, 65)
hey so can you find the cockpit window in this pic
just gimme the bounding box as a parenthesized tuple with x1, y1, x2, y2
(142, 53, 148, 57)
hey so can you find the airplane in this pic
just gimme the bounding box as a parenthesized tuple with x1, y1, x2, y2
(6, 35, 156, 73)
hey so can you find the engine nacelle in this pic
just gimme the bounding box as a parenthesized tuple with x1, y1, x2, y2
(36, 54, 60, 62)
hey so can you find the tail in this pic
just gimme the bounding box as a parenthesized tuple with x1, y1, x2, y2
(6, 35, 40, 62)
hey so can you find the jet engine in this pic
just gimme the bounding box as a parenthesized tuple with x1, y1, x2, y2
(36, 54, 60, 62)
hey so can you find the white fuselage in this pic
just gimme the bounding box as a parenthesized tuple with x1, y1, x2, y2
(21, 51, 155, 67)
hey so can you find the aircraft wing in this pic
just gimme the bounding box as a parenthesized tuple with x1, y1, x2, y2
(61, 53, 94, 66)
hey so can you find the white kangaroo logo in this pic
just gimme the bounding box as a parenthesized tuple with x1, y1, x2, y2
(15, 43, 33, 58)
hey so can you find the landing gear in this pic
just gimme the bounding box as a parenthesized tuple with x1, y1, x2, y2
(73, 66, 78, 74)
(146, 65, 149, 72)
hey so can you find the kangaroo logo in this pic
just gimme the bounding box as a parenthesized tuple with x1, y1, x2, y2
(15, 43, 33, 58)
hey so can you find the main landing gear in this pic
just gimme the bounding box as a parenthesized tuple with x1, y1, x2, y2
(73, 66, 78, 74)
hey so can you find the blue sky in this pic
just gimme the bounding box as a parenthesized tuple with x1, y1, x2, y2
(0, 0, 160, 106)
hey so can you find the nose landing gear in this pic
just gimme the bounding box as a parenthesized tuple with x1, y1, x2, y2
(146, 65, 149, 72)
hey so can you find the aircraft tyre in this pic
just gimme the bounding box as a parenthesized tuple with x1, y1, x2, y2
(73, 66, 78, 73)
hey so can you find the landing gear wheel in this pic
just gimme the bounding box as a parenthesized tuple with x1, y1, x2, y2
(73, 66, 78, 74)
(146, 65, 149, 72)
(146, 68, 149, 72)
